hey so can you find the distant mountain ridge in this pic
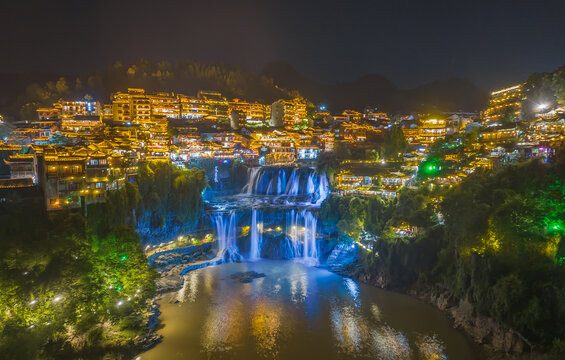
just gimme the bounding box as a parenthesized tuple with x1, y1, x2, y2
(262, 61, 488, 112)
(0, 59, 488, 120)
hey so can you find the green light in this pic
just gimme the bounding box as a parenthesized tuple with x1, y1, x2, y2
(120, 255, 128, 261)
(116, 286, 123, 291)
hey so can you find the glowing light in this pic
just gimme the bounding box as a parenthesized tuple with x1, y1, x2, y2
(29, 299, 38, 306)
(120, 254, 128, 261)
(52, 296, 63, 303)
(536, 103, 549, 111)
(116, 300, 124, 307)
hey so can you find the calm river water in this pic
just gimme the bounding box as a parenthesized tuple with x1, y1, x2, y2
(142, 260, 479, 360)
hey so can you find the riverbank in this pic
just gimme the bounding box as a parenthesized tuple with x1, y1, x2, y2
(352, 270, 546, 359)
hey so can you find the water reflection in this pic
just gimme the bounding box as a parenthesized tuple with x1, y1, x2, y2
(143, 261, 478, 360)
(344, 278, 360, 307)
(251, 300, 285, 358)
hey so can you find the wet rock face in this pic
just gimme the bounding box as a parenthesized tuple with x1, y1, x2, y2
(228, 271, 266, 283)
(412, 286, 526, 355)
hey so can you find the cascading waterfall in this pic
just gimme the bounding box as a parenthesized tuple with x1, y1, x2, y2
(240, 166, 330, 204)
(314, 174, 330, 205)
(249, 209, 263, 260)
(212, 211, 240, 261)
(242, 167, 261, 195)
(285, 209, 319, 264)
(202, 166, 330, 265)
(286, 168, 300, 196)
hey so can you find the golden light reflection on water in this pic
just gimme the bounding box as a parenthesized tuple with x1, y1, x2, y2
(201, 282, 246, 353)
(415, 334, 447, 360)
(177, 270, 200, 303)
(251, 300, 285, 358)
(370, 326, 411, 359)
(330, 301, 413, 359)
(143, 261, 477, 360)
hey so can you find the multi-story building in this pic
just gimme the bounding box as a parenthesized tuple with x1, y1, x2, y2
(270, 98, 307, 127)
(150, 92, 182, 119)
(483, 84, 523, 123)
(111, 88, 151, 124)
(42, 144, 129, 211)
(55, 100, 100, 118)
(36, 107, 60, 121)
(419, 118, 447, 144)
(60, 115, 104, 138)
(198, 91, 229, 119)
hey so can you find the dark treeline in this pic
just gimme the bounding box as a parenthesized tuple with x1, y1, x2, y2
(89, 160, 207, 244)
(10, 59, 301, 120)
(320, 154, 565, 354)
(0, 160, 206, 359)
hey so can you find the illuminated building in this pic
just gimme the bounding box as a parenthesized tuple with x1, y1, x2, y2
(55, 100, 100, 118)
(42, 144, 129, 211)
(150, 92, 182, 119)
(402, 126, 419, 144)
(334, 122, 375, 143)
(363, 108, 388, 122)
(483, 84, 523, 123)
(251, 130, 296, 164)
(0, 145, 38, 189)
(419, 118, 447, 144)
(198, 91, 229, 119)
(335, 167, 412, 199)
(342, 110, 363, 122)
(180, 96, 208, 120)
(111, 88, 151, 124)
(229, 99, 269, 127)
(36, 107, 60, 121)
(9, 122, 54, 144)
(60, 115, 104, 138)
(480, 126, 519, 142)
(270, 98, 307, 127)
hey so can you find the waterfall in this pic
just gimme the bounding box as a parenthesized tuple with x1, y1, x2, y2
(314, 174, 330, 205)
(240, 166, 330, 204)
(302, 211, 318, 262)
(286, 168, 299, 195)
(242, 167, 261, 194)
(249, 209, 263, 260)
(213, 211, 240, 261)
(306, 173, 316, 195)
(285, 209, 319, 264)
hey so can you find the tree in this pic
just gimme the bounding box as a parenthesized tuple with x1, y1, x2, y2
(384, 124, 409, 160)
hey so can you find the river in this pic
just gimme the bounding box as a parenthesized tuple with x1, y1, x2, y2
(142, 260, 478, 360)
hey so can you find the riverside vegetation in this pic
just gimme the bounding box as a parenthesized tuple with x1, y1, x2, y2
(319, 152, 565, 357)
(0, 161, 206, 359)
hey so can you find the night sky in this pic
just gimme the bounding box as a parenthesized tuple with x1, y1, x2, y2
(1, 0, 564, 90)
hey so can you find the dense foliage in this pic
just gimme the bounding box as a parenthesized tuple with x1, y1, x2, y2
(89, 160, 207, 243)
(0, 201, 158, 359)
(0, 160, 205, 358)
(322, 155, 565, 350)
(440, 157, 565, 345)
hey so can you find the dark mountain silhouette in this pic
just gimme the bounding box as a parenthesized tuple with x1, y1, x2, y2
(1, 60, 488, 120)
(262, 61, 488, 112)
